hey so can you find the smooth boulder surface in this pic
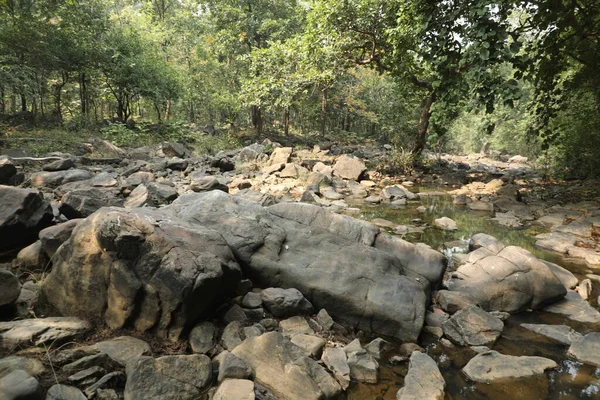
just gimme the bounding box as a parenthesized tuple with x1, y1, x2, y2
(168, 191, 429, 341)
(396, 352, 445, 400)
(232, 332, 341, 400)
(463, 351, 557, 383)
(213, 379, 254, 400)
(39, 207, 242, 340)
(124, 355, 211, 400)
(568, 332, 600, 367)
(260, 288, 313, 318)
(38, 219, 82, 258)
(442, 305, 504, 346)
(0, 185, 53, 251)
(447, 236, 566, 313)
(332, 154, 366, 181)
(0, 369, 42, 400)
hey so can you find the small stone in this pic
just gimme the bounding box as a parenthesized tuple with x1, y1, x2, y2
(442, 305, 503, 346)
(279, 316, 314, 336)
(213, 379, 254, 400)
(364, 338, 390, 360)
(321, 347, 350, 390)
(316, 309, 334, 331)
(575, 279, 593, 300)
(62, 353, 112, 373)
(221, 321, 245, 351)
(46, 384, 86, 400)
(241, 292, 262, 309)
(243, 324, 265, 339)
(347, 349, 378, 383)
(215, 351, 253, 382)
(434, 217, 458, 231)
(189, 322, 217, 354)
(291, 334, 326, 358)
(223, 304, 248, 324)
(67, 366, 106, 383)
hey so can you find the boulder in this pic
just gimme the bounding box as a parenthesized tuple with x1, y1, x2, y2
(0, 357, 45, 379)
(446, 240, 566, 313)
(383, 185, 417, 201)
(213, 379, 254, 400)
(434, 217, 458, 231)
(166, 157, 188, 171)
(520, 324, 582, 346)
(396, 352, 445, 400)
(124, 355, 212, 400)
(463, 351, 557, 383)
(14, 241, 48, 271)
(321, 347, 350, 390)
(146, 182, 178, 205)
(124, 184, 149, 208)
(332, 155, 366, 181)
(0, 186, 53, 251)
(291, 334, 326, 358)
(189, 175, 229, 193)
(267, 147, 293, 166)
(162, 142, 191, 158)
(260, 288, 313, 318)
(543, 290, 600, 324)
(30, 169, 93, 188)
(189, 321, 217, 354)
(39, 207, 242, 340)
(38, 219, 82, 258)
(168, 191, 429, 341)
(436, 290, 476, 313)
(0, 317, 89, 351)
(215, 351, 253, 382)
(0, 369, 42, 400)
(346, 349, 378, 383)
(43, 158, 76, 172)
(568, 332, 600, 367)
(0, 269, 21, 307)
(442, 306, 503, 346)
(232, 332, 341, 400)
(60, 188, 123, 219)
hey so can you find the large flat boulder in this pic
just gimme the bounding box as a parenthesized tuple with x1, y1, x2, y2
(332, 154, 366, 181)
(0, 317, 89, 351)
(30, 169, 93, 188)
(168, 191, 430, 341)
(0, 186, 53, 251)
(463, 350, 557, 383)
(39, 207, 242, 340)
(447, 236, 566, 313)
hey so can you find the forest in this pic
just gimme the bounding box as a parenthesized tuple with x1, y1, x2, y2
(1, 0, 599, 178)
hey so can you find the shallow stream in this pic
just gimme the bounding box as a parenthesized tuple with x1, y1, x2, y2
(347, 188, 600, 400)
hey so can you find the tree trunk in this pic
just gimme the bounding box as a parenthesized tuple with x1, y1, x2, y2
(20, 92, 27, 112)
(154, 102, 162, 122)
(251, 105, 262, 135)
(321, 88, 328, 137)
(284, 107, 290, 136)
(79, 72, 87, 115)
(1, 85, 5, 113)
(412, 91, 436, 154)
(165, 100, 171, 120)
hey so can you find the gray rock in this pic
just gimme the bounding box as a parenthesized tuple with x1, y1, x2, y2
(125, 355, 212, 400)
(123, 184, 149, 207)
(46, 384, 86, 400)
(261, 288, 313, 318)
(268, 147, 293, 166)
(333, 155, 366, 181)
(0, 186, 53, 251)
(291, 334, 326, 358)
(0, 357, 45, 379)
(469, 233, 505, 253)
(39, 207, 242, 340)
(316, 309, 334, 331)
(215, 351, 253, 382)
(83, 371, 124, 398)
(60, 186, 122, 219)
(31, 169, 93, 188)
(543, 290, 600, 324)
(221, 321, 245, 351)
(364, 338, 390, 360)
(189, 175, 229, 193)
(232, 332, 341, 400)
(383, 185, 417, 200)
(347, 349, 378, 383)
(166, 191, 430, 341)
(542, 260, 578, 289)
(67, 366, 106, 384)
(189, 322, 217, 354)
(0, 317, 89, 351)
(166, 157, 188, 171)
(241, 292, 262, 308)
(48, 347, 99, 367)
(62, 353, 113, 373)
(14, 241, 49, 272)
(43, 158, 76, 172)
(93, 336, 151, 366)
(146, 182, 178, 205)
(575, 278, 593, 300)
(243, 324, 265, 338)
(436, 290, 476, 314)
(0, 369, 42, 400)
(434, 217, 458, 231)
(223, 304, 249, 324)
(280, 316, 314, 336)
(38, 219, 82, 258)
(442, 305, 503, 346)
(0, 269, 21, 307)
(520, 323, 582, 345)
(162, 142, 191, 158)
(447, 243, 566, 313)
(568, 332, 600, 367)
(396, 352, 445, 400)
(213, 379, 254, 400)
(462, 351, 557, 383)
(0, 156, 17, 184)
(321, 347, 350, 390)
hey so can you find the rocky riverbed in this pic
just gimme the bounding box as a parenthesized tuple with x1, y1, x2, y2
(0, 140, 599, 399)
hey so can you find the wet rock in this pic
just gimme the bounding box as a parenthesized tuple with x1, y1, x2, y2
(232, 332, 341, 400)
(397, 352, 445, 400)
(447, 241, 566, 313)
(521, 324, 582, 345)
(46, 384, 86, 400)
(333, 155, 366, 181)
(213, 379, 254, 400)
(568, 332, 600, 367)
(434, 217, 458, 231)
(0, 269, 21, 308)
(463, 351, 557, 383)
(543, 290, 600, 324)
(31, 169, 93, 188)
(43, 158, 76, 172)
(93, 336, 151, 366)
(0, 369, 42, 400)
(442, 305, 503, 346)
(0, 186, 53, 251)
(189, 321, 217, 354)
(0, 317, 89, 351)
(261, 288, 313, 318)
(125, 355, 212, 400)
(39, 207, 242, 340)
(215, 351, 253, 382)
